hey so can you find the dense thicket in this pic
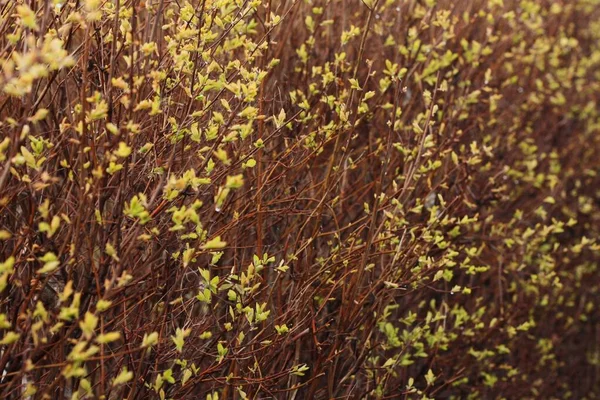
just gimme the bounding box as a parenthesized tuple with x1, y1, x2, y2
(0, 0, 599, 398)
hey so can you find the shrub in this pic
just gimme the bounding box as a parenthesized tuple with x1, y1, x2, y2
(0, 0, 599, 398)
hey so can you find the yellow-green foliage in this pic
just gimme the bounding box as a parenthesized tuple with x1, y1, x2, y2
(0, 0, 599, 398)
